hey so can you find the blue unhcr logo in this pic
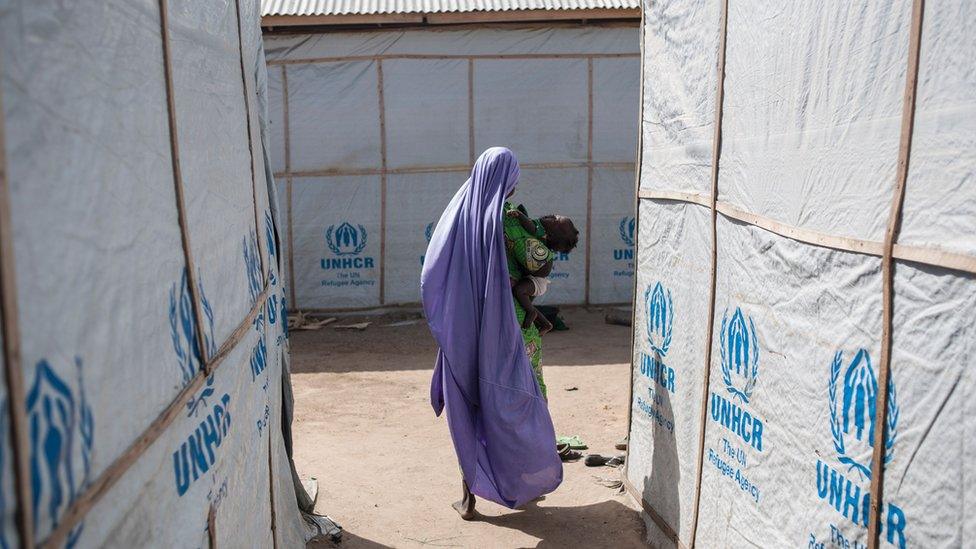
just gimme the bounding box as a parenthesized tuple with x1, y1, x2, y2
(710, 306, 764, 452)
(720, 307, 759, 403)
(173, 377, 232, 497)
(612, 217, 635, 277)
(321, 222, 375, 272)
(27, 358, 93, 546)
(327, 222, 367, 256)
(264, 210, 277, 261)
(813, 349, 906, 549)
(421, 222, 435, 266)
(243, 231, 262, 305)
(829, 349, 898, 479)
(638, 282, 675, 398)
(636, 282, 676, 432)
(169, 269, 216, 387)
(645, 282, 673, 357)
(619, 217, 635, 248)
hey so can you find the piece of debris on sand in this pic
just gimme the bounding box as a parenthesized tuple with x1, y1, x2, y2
(288, 312, 337, 331)
(604, 307, 632, 327)
(334, 322, 371, 331)
(384, 319, 420, 327)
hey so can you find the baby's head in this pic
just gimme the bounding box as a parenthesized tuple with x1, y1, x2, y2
(540, 215, 580, 253)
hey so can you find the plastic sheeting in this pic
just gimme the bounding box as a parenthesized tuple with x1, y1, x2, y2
(264, 25, 639, 310)
(627, 1, 976, 548)
(0, 0, 307, 546)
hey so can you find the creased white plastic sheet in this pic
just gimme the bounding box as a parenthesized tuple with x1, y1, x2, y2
(719, 1, 911, 242)
(695, 217, 885, 548)
(384, 59, 470, 169)
(0, 0, 307, 546)
(292, 176, 382, 309)
(626, 200, 710, 549)
(473, 58, 589, 165)
(638, 0, 722, 196)
(170, 0, 265, 351)
(886, 263, 976, 547)
(592, 57, 640, 164)
(385, 171, 467, 304)
(0, 1, 192, 526)
(288, 61, 381, 173)
(267, 67, 287, 174)
(588, 168, 637, 305)
(630, 1, 976, 547)
(900, 1, 976, 256)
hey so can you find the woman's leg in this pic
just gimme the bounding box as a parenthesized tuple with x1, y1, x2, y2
(452, 478, 476, 520)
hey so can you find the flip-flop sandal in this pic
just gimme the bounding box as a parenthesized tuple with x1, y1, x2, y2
(584, 454, 627, 467)
(556, 435, 588, 450)
(557, 443, 582, 462)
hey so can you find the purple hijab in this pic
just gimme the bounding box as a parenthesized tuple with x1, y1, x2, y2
(422, 147, 562, 508)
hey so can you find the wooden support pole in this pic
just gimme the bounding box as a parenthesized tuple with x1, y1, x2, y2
(0, 51, 35, 549)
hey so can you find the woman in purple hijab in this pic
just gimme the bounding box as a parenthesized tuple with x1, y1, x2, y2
(422, 147, 562, 518)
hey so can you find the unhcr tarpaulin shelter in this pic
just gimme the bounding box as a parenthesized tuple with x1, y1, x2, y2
(625, 1, 975, 548)
(261, 0, 641, 311)
(0, 0, 319, 546)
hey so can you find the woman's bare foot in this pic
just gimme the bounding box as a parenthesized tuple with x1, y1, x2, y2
(452, 480, 476, 520)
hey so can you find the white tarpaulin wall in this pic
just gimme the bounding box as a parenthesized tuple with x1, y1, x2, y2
(626, 1, 975, 548)
(262, 25, 640, 311)
(0, 0, 311, 547)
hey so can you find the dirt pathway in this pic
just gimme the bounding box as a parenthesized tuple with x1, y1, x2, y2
(291, 308, 645, 548)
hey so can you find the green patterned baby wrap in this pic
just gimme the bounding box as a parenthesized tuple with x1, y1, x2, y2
(503, 202, 553, 398)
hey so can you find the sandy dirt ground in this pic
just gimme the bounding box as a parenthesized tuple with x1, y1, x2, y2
(292, 307, 645, 548)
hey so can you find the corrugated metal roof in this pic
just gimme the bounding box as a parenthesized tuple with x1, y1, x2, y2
(262, 0, 639, 17)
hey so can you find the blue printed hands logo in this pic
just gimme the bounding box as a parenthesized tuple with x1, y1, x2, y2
(720, 307, 760, 404)
(243, 231, 262, 304)
(186, 375, 216, 418)
(326, 222, 367, 256)
(169, 269, 216, 387)
(619, 217, 636, 247)
(828, 349, 898, 480)
(264, 210, 277, 261)
(425, 222, 434, 244)
(644, 282, 673, 357)
(27, 358, 93, 546)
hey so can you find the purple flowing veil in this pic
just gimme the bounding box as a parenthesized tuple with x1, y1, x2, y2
(421, 147, 562, 508)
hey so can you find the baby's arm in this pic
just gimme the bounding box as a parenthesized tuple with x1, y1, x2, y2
(507, 209, 539, 235)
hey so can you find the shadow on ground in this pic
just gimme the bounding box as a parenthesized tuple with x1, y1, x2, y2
(289, 308, 632, 374)
(477, 499, 645, 548)
(308, 531, 394, 549)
